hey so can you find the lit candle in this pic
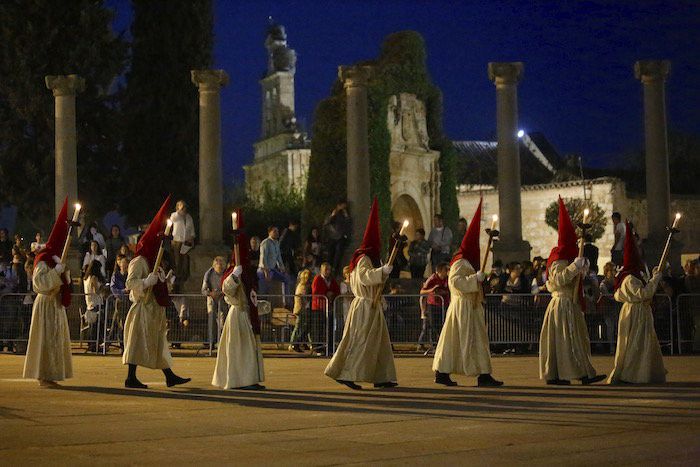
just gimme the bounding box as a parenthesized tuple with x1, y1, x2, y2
(72, 203, 81, 222)
(491, 214, 498, 231)
(232, 212, 238, 230)
(164, 219, 173, 236)
(583, 208, 590, 225)
(672, 212, 681, 229)
(399, 219, 409, 236)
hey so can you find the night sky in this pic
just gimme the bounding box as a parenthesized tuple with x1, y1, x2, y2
(107, 0, 700, 181)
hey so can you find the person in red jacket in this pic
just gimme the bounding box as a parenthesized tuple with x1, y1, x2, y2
(311, 262, 340, 354)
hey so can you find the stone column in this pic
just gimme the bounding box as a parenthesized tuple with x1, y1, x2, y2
(488, 62, 530, 263)
(46, 74, 84, 218)
(191, 69, 229, 246)
(339, 65, 373, 253)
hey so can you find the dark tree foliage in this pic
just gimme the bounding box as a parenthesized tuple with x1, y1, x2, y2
(302, 31, 459, 247)
(121, 0, 213, 222)
(544, 198, 607, 242)
(0, 0, 126, 232)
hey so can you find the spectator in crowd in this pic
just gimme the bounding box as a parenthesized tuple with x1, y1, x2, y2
(582, 264, 601, 314)
(88, 221, 106, 251)
(389, 221, 407, 279)
(303, 227, 322, 271)
(311, 262, 340, 354)
(501, 262, 528, 308)
(290, 268, 312, 352)
(83, 260, 105, 353)
(451, 217, 468, 254)
(12, 245, 26, 264)
(323, 199, 352, 275)
(30, 232, 45, 253)
(384, 281, 407, 345)
(169, 200, 195, 294)
(257, 226, 294, 308)
(0, 228, 12, 264)
(611, 212, 625, 266)
(337, 265, 353, 331)
(280, 220, 301, 278)
(408, 228, 431, 280)
(118, 243, 133, 261)
(520, 260, 535, 287)
(419, 262, 450, 350)
(13, 234, 27, 259)
(82, 240, 107, 278)
(301, 252, 319, 275)
(201, 256, 227, 348)
(583, 234, 599, 271)
(684, 259, 700, 294)
(599, 261, 617, 295)
(249, 236, 261, 268)
(16, 259, 34, 353)
(428, 214, 453, 268)
(109, 254, 130, 313)
(530, 260, 548, 296)
(105, 225, 125, 276)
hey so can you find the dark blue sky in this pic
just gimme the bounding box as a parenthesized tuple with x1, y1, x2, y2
(108, 0, 700, 181)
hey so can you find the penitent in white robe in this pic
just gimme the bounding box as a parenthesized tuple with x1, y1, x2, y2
(432, 259, 492, 376)
(608, 274, 666, 384)
(122, 256, 173, 369)
(539, 260, 597, 381)
(325, 255, 397, 384)
(23, 261, 73, 381)
(212, 274, 264, 389)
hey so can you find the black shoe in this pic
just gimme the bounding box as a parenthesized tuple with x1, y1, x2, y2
(239, 384, 266, 390)
(125, 378, 148, 389)
(337, 380, 362, 390)
(435, 371, 458, 386)
(477, 374, 504, 387)
(374, 382, 399, 388)
(546, 379, 571, 386)
(165, 374, 191, 387)
(581, 374, 606, 385)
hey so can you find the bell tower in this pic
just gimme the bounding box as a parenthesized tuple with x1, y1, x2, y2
(260, 19, 297, 139)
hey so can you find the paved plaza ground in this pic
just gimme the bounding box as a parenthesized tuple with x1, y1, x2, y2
(1, 353, 699, 465)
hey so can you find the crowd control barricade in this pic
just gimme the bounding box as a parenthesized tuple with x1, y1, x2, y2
(676, 294, 700, 354)
(256, 294, 330, 355)
(332, 294, 446, 350)
(0, 292, 102, 352)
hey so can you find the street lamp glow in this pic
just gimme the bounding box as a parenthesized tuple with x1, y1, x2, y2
(517, 130, 525, 138)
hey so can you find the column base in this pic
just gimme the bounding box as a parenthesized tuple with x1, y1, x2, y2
(182, 243, 230, 293)
(492, 239, 531, 265)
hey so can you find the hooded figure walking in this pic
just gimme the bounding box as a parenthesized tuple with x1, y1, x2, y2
(324, 198, 397, 390)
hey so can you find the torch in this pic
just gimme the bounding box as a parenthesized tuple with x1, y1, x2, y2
(60, 203, 81, 263)
(372, 219, 409, 307)
(145, 219, 173, 299)
(480, 214, 499, 273)
(572, 207, 591, 306)
(231, 212, 241, 266)
(656, 212, 681, 274)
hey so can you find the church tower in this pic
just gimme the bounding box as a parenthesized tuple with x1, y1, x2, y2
(245, 20, 310, 202)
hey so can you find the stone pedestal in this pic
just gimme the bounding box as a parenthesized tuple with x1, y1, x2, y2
(488, 62, 530, 263)
(634, 60, 678, 272)
(339, 65, 373, 255)
(192, 69, 229, 246)
(45, 75, 84, 218)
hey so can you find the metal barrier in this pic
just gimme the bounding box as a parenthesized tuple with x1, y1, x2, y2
(332, 294, 446, 350)
(0, 293, 102, 352)
(256, 294, 330, 356)
(676, 294, 700, 354)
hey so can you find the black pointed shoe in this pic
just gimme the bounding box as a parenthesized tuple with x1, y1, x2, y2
(581, 374, 607, 385)
(477, 374, 504, 387)
(239, 384, 266, 390)
(546, 379, 571, 386)
(337, 380, 362, 390)
(374, 382, 399, 388)
(165, 374, 191, 387)
(125, 378, 148, 389)
(435, 371, 458, 386)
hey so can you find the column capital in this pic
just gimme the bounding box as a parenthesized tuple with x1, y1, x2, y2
(191, 69, 229, 91)
(338, 65, 373, 89)
(488, 62, 524, 86)
(45, 75, 85, 97)
(634, 60, 671, 84)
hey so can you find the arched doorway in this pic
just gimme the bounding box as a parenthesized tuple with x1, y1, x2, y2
(392, 194, 424, 241)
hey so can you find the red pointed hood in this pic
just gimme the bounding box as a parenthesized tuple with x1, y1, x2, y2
(615, 221, 643, 290)
(451, 198, 482, 269)
(35, 197, 70, 268)
(348, 197, 381, 273)
(135, 195, 172, 268)
(547, 196, 579, 271)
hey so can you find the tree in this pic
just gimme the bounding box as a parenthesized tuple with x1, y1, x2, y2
(0, 0, 127, 232)
(545, 198, 607, 242)
(302, 31, 459, 247)
(121, 0, 213, 223)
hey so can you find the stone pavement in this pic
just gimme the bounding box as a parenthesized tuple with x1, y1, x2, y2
(1, 354, 699, 465)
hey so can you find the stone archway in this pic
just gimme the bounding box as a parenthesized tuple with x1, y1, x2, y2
(392, 194, 424, 241)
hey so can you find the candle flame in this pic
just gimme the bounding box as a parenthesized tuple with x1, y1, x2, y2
(402, 219, 409, 228)
(492, 214, 498, 222)
(583, 208, 590, 216)
(74, 203, 81, 211)
(232, 212, 237, 219)
(675, 212, 681, 219)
